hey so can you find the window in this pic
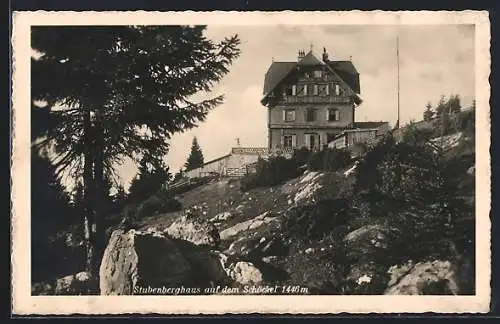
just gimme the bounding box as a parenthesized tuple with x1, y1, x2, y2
(334, 84, 340, 96)
(292, 85, 296, 96)
(313, 70, 322, 78)
(313, 84, 319, 95)
(318, 84, 328, 96)
(283, 109, 296, 122)
(297, 84, 307, 96)
(327, 108, 340, 121)
(305, 108, 316, 122)
(282, 135, 296, 148)
(284, 85, 293, 96)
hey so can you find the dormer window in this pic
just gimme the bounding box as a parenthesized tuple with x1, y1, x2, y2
(313, 70, 322, 78)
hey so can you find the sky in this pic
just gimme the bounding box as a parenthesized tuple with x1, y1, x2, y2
(110, 24, 475, 190)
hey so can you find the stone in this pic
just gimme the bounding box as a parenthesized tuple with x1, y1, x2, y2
(385, 260, 459, 295)
(54, 271, 91, 295)
(210, 211, 232, 223)
(164, 214, 220, 248)
(305, 247, 315, 254)
(32, 282, 54, 295)
(467, 165, 475, 175)
(227, 261, 263, 285)
(99, 230, 230, 295)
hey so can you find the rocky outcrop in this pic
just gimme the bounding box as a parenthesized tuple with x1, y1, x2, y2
(99, 229, 229, 295)
(385, 260, 459, 295)
(32, 271, 91, 296)
(164, 214, 220, 248)
(219, 211, 279, 240)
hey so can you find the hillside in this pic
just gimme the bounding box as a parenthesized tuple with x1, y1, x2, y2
(32, 110, 476, 296)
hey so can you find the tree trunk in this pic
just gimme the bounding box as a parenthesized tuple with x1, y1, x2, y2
(91, 106, 106, 294)
(82, 102, 96, 293)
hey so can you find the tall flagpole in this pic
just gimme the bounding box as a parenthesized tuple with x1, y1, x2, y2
(396, 32, 400, 129)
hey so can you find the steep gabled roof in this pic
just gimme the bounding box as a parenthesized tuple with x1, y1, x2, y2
(327, 61, 360, 94)
(262, 61, 297, 95)
(262, 53, 361, 102)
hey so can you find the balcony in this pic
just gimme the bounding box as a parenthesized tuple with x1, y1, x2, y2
(282, 95, 352, 104)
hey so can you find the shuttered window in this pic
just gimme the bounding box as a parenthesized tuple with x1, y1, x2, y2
(327, 108, 340, 121)
(283, 109, 296, 122)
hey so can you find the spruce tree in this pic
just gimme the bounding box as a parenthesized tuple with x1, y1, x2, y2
(423, 102, 435, 122)
(184, 137, 205, 171)
(31, 26, 240, 285)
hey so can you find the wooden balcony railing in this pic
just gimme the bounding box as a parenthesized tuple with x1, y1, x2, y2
(282, 95, 352, 104)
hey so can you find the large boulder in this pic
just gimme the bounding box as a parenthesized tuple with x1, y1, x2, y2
(385, 260, 459, 295)
(164, 214, 220, 248)
(99, 229, 229, 295)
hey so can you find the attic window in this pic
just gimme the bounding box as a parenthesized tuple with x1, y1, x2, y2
(318, 84, 329, 96)
(283, 85, 294, 96)
(334, 84, 340, 96)
(313, 70, 322, 78)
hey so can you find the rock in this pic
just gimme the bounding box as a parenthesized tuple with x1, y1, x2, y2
(210, 211, 232, 223)
(99, 229, 229, 295)
(219, 212, 279, 240)
(467, 165, 475, 175)
(385, 260, 459, 295)
(54, 271, 91, 295)
(32, 281, 54, 295)
(305, 247, 315, 254)
(165, 215, 220, 248)
(227, 261, 263, 285)
(261, 256, 279, 264)
(344, 225, 400, 256)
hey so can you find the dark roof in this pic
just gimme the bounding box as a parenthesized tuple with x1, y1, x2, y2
(262, 54, 361, 99)
(327, 61, 360, 94)
(263, 62, 297, 96)
(353, 121, 388, 129)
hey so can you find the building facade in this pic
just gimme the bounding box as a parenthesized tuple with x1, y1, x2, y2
(261, 48, 365, 151)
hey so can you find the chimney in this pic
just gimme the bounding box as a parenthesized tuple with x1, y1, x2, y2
(322, 47, 329, 62)
(298, 49, 305, 61)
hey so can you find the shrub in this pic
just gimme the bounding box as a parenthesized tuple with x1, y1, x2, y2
(240, 156, 301, 191)
(307, 148, 352, 172)
(292, 147, 311, 167)
(282, 198, 352, 242)
(134, 189, 182, 219)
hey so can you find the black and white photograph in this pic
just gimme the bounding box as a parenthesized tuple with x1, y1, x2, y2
(11, 11, 491, 314)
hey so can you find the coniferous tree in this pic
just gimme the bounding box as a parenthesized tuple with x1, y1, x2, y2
(184, 137, 205, 171)
(423, 102, 435, 122)
(31, 26, 241, 284)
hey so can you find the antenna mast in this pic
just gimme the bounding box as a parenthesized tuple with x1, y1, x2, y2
(396, 33, 400, 129)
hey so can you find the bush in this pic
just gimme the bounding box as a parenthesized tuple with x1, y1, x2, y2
(282, 198, 352, 242)
(307, 148, 352, 172)
(240, 156, 301, 191)
(134, 189, 182, 219)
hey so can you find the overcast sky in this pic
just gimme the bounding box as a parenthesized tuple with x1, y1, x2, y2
(115, 24, 475, 190)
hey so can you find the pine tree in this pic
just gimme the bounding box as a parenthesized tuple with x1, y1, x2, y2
(423, 102, 435, 122)
(184, 137, 205, 171)
(31, 26, 240, 285)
